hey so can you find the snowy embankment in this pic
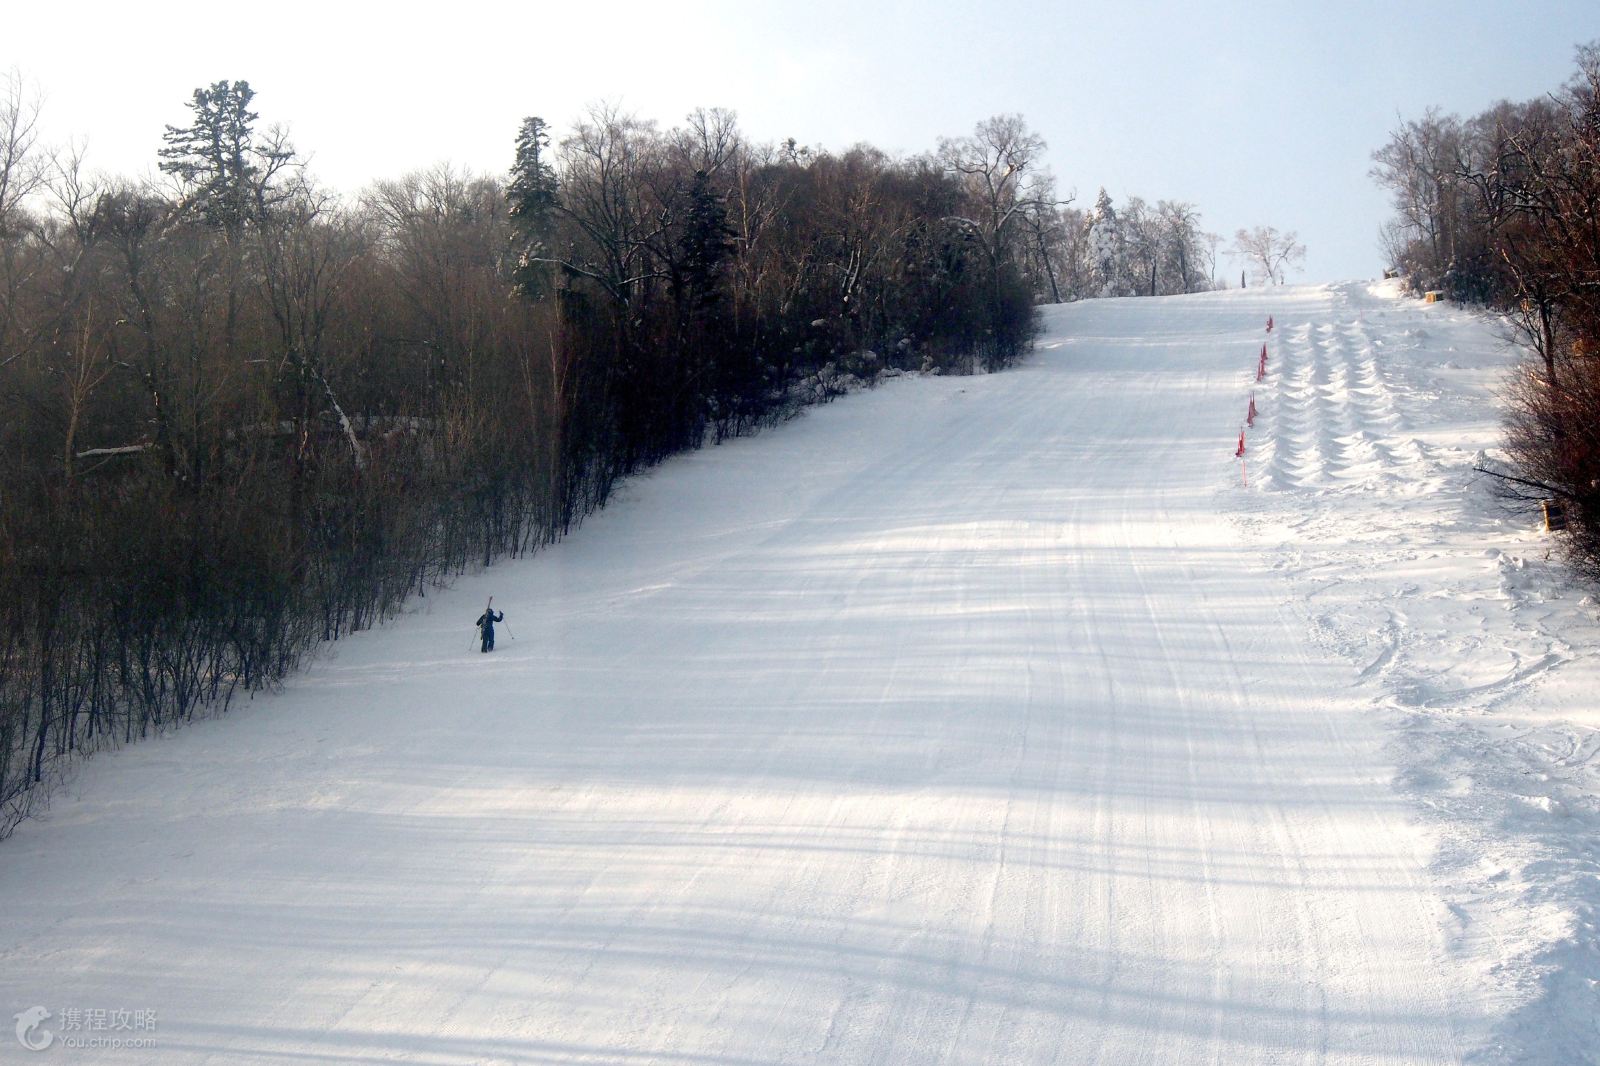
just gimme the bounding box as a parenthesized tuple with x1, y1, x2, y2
(1236, 280, 1600, 1063)
(0, 281, 1591, 1063)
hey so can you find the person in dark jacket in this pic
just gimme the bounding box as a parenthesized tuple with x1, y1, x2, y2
(476, 607, 504, 653)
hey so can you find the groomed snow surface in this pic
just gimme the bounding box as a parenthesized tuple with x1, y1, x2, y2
(3, 282, 1596, 1064)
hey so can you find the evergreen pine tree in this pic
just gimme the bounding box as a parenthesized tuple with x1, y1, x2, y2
(679, 169, 734, 316)
(158, 80, 287, 232)
(508, 116, 560, 300)
(1087, 188, 1125, 298)
(676, 168, 737, 429)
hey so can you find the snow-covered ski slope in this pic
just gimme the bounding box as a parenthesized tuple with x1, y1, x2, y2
(3, 282, 1596, 1064)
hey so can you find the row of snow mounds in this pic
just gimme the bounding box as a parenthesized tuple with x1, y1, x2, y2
(1253, 295, 1435, 496)
(1229, 280, 1600, 1064)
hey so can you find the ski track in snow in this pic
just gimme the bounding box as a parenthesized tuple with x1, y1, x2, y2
(0, 281, 1592, 1063)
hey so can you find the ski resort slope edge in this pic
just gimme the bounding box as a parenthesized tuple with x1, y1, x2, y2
(0, 283, 1521, 1064)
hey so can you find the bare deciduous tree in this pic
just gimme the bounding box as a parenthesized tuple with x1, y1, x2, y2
(0, 68, 46, 367)
(0, 68, 43, 231)
(938, 115, 1059, 361)
(1233, 225, 1305, 285)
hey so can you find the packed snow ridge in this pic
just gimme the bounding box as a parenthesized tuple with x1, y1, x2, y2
(1, 280, 1595, 1064)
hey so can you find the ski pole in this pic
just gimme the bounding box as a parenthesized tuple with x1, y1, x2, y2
(502, 621, 515, 640)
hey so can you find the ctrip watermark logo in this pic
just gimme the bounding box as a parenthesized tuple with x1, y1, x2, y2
(13, 1004, 157, 1053)
(14, 1007, 52, 1051)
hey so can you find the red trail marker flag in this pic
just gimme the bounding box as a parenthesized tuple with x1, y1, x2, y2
(1235, 429, 1246, 458)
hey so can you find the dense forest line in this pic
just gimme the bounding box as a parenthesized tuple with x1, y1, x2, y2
(1370, 43, 1600, 580)
(0, 77, 1248, 832)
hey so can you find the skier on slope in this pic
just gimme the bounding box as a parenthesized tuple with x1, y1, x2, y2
(476, 606, 505, 653)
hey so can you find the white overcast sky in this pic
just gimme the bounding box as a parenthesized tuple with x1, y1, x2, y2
(5, 0, 1596, 282)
